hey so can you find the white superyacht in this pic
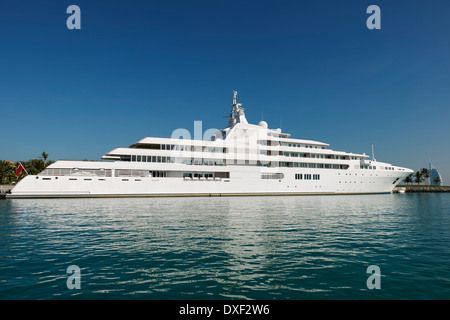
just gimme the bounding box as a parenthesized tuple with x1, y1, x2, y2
(9, 91, 413, 198)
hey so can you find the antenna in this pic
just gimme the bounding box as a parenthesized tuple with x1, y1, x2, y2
(228, 90, 238, 127)
(227, 90, 248, 127)
(371, 144, 376, 161)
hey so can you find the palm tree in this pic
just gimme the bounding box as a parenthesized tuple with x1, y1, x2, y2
(41, 152, 49, 167)
(0, 160, 16, 185)
(414, 171, 424, 185)
(403, 174, 413, 185)
(420, 168, 430, 185)
(0, 160, 7, 184)
(5, 167, 17, 184)
(27, 159, 45, 175)
(433, 177, 441, 185)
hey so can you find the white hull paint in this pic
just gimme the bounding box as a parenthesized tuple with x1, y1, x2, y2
(8, 163, 406, 198)
(8, 91, 412, 198)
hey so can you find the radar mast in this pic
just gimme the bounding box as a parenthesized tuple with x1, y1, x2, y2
(228, 90, 248, 127)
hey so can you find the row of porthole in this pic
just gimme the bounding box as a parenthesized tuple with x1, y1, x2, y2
(339, 181, 376, 184)
(37, 177, 106, 181)
(286, 185, 323, 188)
(339, 173, 379, 176)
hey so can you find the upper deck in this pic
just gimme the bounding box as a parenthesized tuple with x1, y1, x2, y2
(101, 91, 368, 167)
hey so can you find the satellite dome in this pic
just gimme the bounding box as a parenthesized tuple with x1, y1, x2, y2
(258, 121, 268, 128)
(275, 128, 282, 133)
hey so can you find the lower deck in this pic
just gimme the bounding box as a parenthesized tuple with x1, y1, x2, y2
(9, 164, 409, 198)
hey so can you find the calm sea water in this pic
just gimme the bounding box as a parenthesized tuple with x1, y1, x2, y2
(1, 193, 450, 300)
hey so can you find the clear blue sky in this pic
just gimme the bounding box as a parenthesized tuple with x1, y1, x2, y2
(1, 0, 449, 182)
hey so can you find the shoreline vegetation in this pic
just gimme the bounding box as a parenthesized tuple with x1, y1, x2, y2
(397, 168, 449, 192)
(402, 167, 441, 186)
(0, 152, 54, 185)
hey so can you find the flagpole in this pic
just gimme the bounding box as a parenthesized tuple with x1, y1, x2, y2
(19, 162, 28, 175)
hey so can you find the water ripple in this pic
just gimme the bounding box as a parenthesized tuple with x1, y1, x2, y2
(1, 194, 450, 299)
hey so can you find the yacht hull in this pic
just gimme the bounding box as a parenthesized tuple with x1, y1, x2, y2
(7, 164, 409, 198)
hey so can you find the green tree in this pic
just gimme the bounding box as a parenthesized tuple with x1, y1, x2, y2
(403, 174, 413, 185)
(414, 171, 424, 185)
(420, 168, 430, 185)
(0, 160, 6, 184)
(0, 160, 16, 185)
(5, 167, 17, 184)
(46, 160, 55, 167)
(1, 154, 54, 184)
(41, 152, 49, 166)
(22, 159, 45, 175)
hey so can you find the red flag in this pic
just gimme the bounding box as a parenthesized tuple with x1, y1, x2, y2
(16, 163, 25, 177)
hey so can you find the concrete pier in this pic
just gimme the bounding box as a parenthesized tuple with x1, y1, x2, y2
(0, 185, 14, 198)
(393, 186, 450, 193)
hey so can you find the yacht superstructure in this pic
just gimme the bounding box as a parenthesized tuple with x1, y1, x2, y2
(8, 91, 413, 198)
